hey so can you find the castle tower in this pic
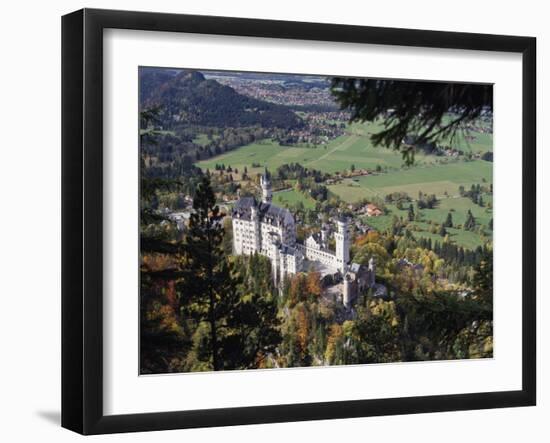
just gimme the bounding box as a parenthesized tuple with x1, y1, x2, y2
(261, 168, 272, 203)
(250, 203, 261, 253)
(334, 217, 350, 273)
(368, 256, 376, 287)
(321, 225, 329, 248)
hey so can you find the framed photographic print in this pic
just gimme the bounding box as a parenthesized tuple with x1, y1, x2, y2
(62, 8, 536, 435)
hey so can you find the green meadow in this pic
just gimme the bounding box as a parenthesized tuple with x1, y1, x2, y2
(197, 120, 492, 177)
(272, 188, 316, 210)
(196, 120, 463, 176)
(196, 134, 439, 175)
(361, 196, 493, 249)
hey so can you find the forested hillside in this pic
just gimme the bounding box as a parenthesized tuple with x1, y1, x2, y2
(139, 69, 304, 182)
(141, 70, 303, 130)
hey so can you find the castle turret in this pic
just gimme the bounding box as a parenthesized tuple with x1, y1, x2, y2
(334, 217, 350, 273)
(368, 256, 376, 287)
(261, 168, 272, 203)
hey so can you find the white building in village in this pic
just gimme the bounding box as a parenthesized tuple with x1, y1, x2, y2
(232, 169, 377, 305)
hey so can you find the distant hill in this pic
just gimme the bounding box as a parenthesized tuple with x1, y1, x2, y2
(141, 70, 303, 130)
(139, 67, 177, 104)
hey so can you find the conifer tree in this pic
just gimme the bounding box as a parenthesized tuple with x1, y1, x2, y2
(182, 176, 281, 370)
(464, 209, 476, 231)
(183, 174, 229, 370)
(408, 203, 415, 222)
(444, 212, 453, 228)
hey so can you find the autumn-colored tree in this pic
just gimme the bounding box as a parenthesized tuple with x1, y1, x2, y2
(288, 273, 308, 306)
(354, 230, 380, 248)
(295, 303, 310, 362)
(353, 241, 390, 271)
(324, 324, 344, 365)
(140, 107, 191, 374)
(306, 272, 322, 299)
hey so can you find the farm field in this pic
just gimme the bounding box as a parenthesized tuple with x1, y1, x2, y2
(197, 140, 320, 174)
(328, 160, 492, 202)
(196, 120, 492, 177)
(450, 131, 493, 154)
(196, 134, 439, 175)
(438, 115, 493, 154)
(195, 119, 490, 176)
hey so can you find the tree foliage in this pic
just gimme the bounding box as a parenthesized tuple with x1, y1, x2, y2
(331, 78, 492, 164)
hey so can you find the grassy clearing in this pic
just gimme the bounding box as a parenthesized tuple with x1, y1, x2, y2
(361, 215, 394, 233)
(360, 195, 492, 250)
(140, 129, 176, 136)
(272, 188, 316, 210)
(421, 197, 493, 227)
(411, 224, 490, 250)
(193, 133, 217, 146)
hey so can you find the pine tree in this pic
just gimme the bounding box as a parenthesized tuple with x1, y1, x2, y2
(473, 247, 493, 304)
(408, 203, 415, 222)
(464, 210, 476, 231)
(182, 176, 281, 370)
(183, 174, 229, 370)
(444, 212, 453, 228)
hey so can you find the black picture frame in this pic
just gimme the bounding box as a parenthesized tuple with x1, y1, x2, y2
(62, 8, 537, 435)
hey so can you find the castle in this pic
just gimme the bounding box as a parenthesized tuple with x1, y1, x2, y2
(231, 169, 376, 307)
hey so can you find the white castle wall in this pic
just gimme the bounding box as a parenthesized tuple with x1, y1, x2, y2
(233, 218, 258, 255)
(296, 243, 339, 270)
(233, 212, 299, 280)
